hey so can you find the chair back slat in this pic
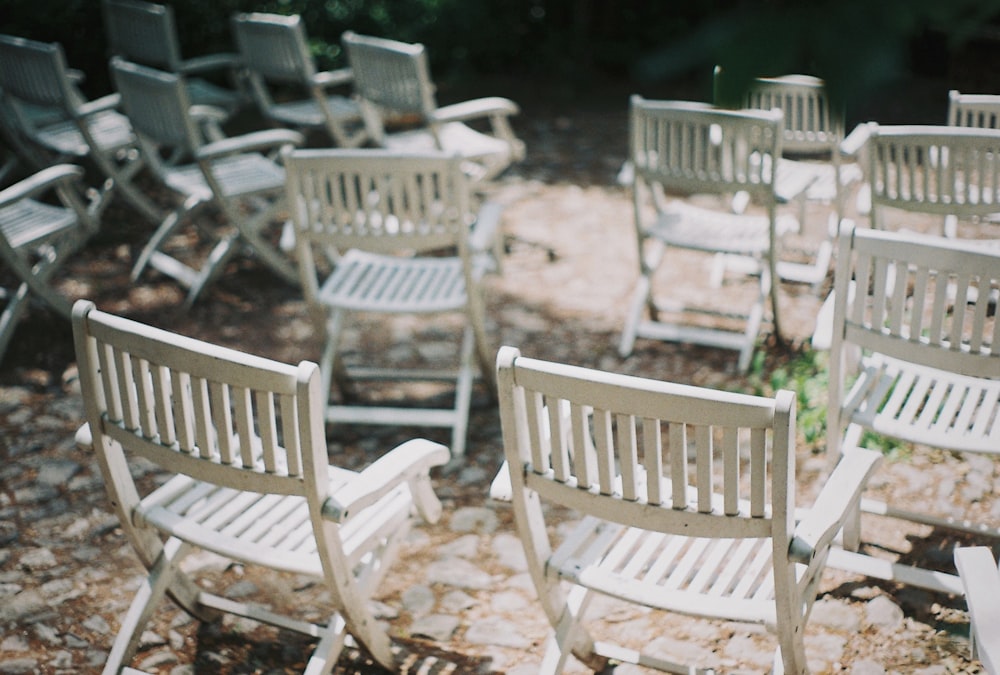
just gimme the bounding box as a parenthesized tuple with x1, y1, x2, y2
(630, 96, 783, 202)
(498, 347, 794, 539)
(232, 13, 315, 84)
(342, 31, 435, 117)
(110, 57, 198, 152)
(0, 35, 75, 109)
(285, 148, 470, 255)
(948, 90, 1000, 130)
(74, 302, 319, 497)
(744, 74, 843, 153)
(103, 0, 182, 72)
(836, 226, 1000, 379)
(869, 125, 1000, 219)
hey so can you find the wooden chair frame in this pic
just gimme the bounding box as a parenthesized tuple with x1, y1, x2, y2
(0, 164, 99, 364)
(102, 0, 246, 117)
(285, 148, 498, 459)
(824, 221, 1000, 594)
(72, 299, 449, 674)
(619, 96, 802, 373)
(492, 345, 881, 674)
(231, 12, 366, 148)
(341, 31, 525, 182)
(110, 57, 303, 308)
(0, 33, 161, 226)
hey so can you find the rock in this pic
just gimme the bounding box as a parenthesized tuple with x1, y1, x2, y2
(464, 617, 531, 648)
(401, 585, 436, 616)
(0, 657, 39, 674)
(448, 506, 498, 534)
(410, 614, 460, 642)
(851, 658, 887, 674)
(426, 558, 495, 590)
(491, 533, 528, 571)
(82, 614, 111, 635)
(811, 597, 862, 632)
(865, 595, 904, 631)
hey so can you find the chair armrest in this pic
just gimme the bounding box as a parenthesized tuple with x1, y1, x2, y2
(432, 96, 520, 124)
(189, 105, 230, 125)
(321, 438, 449, 524)
(955, 546, 1000, 673)
(75, 423, 93, 452)
(489, 460, 513, 502)
(196, 129, 304, 160)
(811, 290, 836, 350)
(788, 446, 881, 564)
(312, 68, 354, 90)
(840, 122, 874, 157)
(468, 201, 503, 254)
(0, 164, 84, 208)
(812, 274, 856, 350)
(75, 93, 122, 117)
(178, 53, 241, 76)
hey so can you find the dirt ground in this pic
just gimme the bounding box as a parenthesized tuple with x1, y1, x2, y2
(2, 69, 999, 674)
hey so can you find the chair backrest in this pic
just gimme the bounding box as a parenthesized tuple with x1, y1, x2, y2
(630, 95, 784, 203)
(0, 34, 79, 111)
(828, 223, 1000, 447)
(231, 12, 316, 86)
(110, 56, 199, 156)
(102, 0, 184, 72)
(72, 299, 330, 508)
(740, 73, 844, 155)
(947, 89, 1000, 130)
(285, 148, 472, 255)
(866, 124, 1000, 221)
(496, 345, 797, 542)
(341, 31, 436, 119)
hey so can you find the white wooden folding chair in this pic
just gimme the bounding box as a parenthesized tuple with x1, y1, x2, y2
(341, 31, 525, 183)
(110, 57, 303, 308)
(0, 33, 161, 226)
(719, 71, 865, 288)
(948, 90, 1000, 130)
(955, 546, 1000, 674)
(491, 345, 881, 674)
(102, 0, 246, 118)
(231, 12, 366, 148)
(284, 148, 498, 459)
(619, 96, 806, 373)
(0, 164, 99, 364)
(823, 221, 1000, 594)
(865, 123, 1000, 237)
(72, 299, 449, 674)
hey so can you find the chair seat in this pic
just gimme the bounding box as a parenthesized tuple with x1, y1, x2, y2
(318, 248, 468, 313)
(383, 121, 513, 164)
(36, 109, 136, 157)
(846, 353, 1000, 455)
(553, 516, 794, 627)
(164, 153, 285, 201)
(776, 159, 863, 203)
(270, 96, 361, 128)
(136, 467, 413, 577)
(648, 200, 799, 256)
(185, 77, 246, 113)
(0, 198, 79, 249)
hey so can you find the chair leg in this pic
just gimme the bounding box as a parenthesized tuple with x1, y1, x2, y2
(304, 613, 349, 675)
(619, 274, 651, 358)
(181, 230, 242, 310)
(450, 326, 476, 459)
(131, 196, 203, 283)
(103, 538, 192, 675)
(538, 585, 607, 675)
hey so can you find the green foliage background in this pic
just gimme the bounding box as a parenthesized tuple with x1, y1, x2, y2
(5, 0, 1000, 110)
